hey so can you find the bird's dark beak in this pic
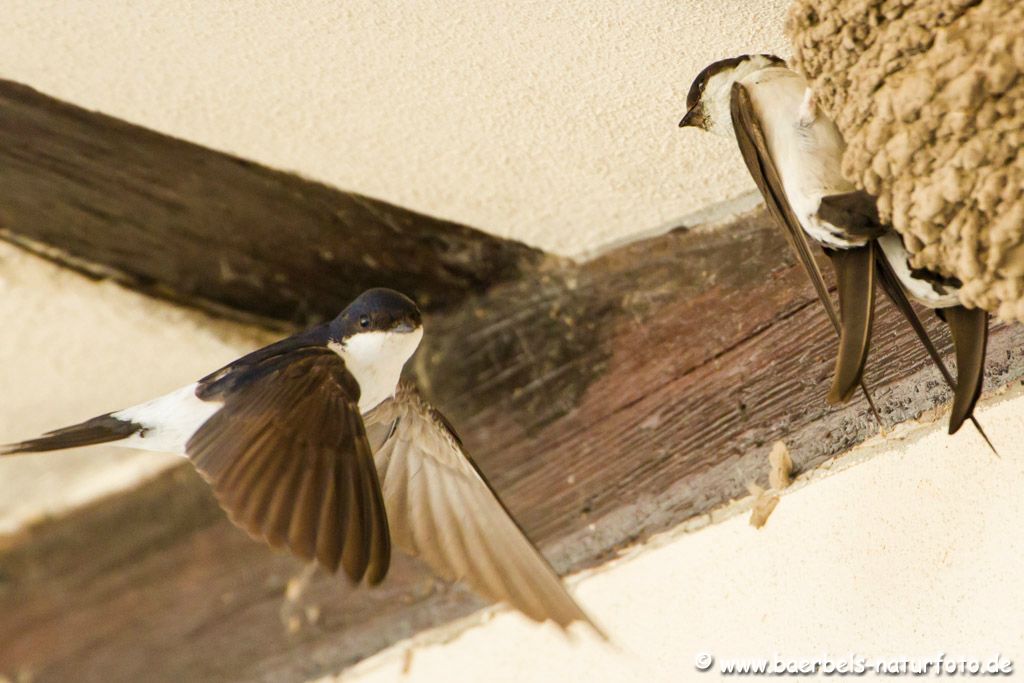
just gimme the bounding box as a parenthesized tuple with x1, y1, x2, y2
(679, 104, 704, 129)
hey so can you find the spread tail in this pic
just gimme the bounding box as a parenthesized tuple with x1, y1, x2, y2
(2, 414, 142, 455)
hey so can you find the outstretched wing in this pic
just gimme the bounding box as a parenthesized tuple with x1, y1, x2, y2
(730, 82, 878, 413)
(188, 344, 390, 584)
(366, 385, 602, 635)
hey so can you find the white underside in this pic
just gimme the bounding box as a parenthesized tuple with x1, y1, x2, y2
(108, 329, 422, 454)
(112, 382, 222, 455)
(877, 232, 960, 308)
(709, 64, 867, 249)
(750, 71, 864, 249)
(330, 328, 423, 414)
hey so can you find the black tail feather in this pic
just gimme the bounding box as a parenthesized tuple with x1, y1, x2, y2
(2, 414, 141, 455)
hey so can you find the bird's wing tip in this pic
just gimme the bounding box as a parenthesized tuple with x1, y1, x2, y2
(0, 441, 29, 456)
(585, 617, 611, 643)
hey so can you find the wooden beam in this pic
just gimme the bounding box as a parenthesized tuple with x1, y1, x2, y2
(2, 210, 1022, 683)
(0, 80, 547, 325)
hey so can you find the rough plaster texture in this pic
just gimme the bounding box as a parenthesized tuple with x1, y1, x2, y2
(0, 0, 792, 257)
(0, 242, 275, 534)
(787, 0, 1024, 319)
(329, 390, 1024, 682)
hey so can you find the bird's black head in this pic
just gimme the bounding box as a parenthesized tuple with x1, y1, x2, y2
(330, 288, 423, 341)
(679, 54, 785, 131)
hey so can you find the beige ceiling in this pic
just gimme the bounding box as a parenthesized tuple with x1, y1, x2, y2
(0, 1, 789, 257)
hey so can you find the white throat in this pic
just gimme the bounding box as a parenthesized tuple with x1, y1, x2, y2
(703, 55, 781, 138)
(330, 328, 424, 413)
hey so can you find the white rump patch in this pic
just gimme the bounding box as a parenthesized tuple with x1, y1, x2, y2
(878, 232, 960, 308)
(113, 382, 223, 455)
(330, 328, 423, 413)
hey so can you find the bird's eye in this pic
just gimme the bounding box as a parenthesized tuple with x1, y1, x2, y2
(359, 315, 371, 328)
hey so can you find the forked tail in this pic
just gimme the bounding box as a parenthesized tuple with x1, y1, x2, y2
(874, 255, 998, 455)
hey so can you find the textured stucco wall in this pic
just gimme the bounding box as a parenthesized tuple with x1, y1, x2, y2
(787, 0, 1024, 319)
(0, 0, 792, 257)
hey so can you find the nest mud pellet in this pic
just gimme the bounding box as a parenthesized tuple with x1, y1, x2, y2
(786, 0, 1024, 320)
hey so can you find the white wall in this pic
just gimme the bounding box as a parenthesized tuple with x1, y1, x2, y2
(0, 0, 791, 256)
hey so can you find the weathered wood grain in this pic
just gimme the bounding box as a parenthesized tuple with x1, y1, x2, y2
(2, 210, 1021, 683)
(0, 80, 547, 325)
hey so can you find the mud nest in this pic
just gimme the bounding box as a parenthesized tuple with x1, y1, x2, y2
(786, 0, 1024, 319)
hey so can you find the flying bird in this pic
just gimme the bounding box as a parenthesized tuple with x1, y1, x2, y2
(680, 54, 991, 439)
(2, 287, 600, 633)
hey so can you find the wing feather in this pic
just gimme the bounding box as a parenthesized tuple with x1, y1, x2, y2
(287, 462, 322, 561)
(368, 386, 601, 634)
(187, 347, 390, 584)
(264, 452, 305, 548)
(817, 190, 885, 239)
